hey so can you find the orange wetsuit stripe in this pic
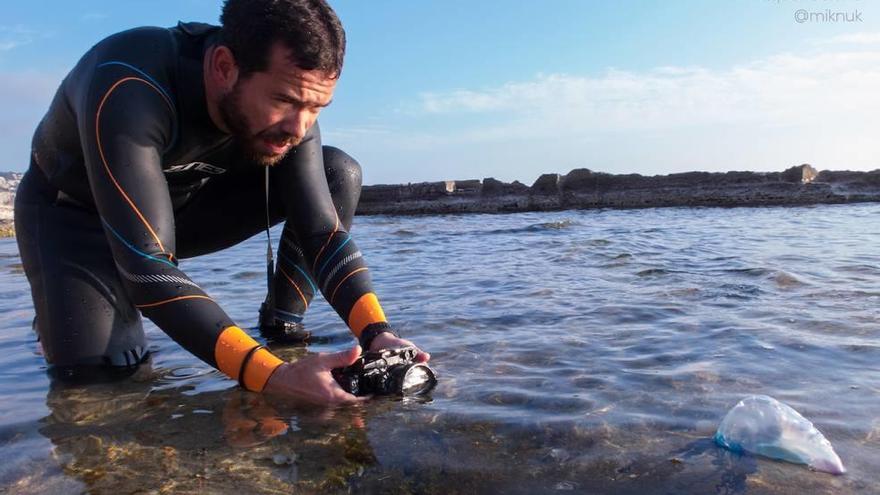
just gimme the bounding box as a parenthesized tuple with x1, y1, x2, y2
(95, 77, 173, 255)
(347, 292, 387, 337)
(330, 267, 368, 305)
(278, 264, 309, 310)
(135, 294, 213, 308)
(312, 212, 340, 273)
(214, 326, 283, 392)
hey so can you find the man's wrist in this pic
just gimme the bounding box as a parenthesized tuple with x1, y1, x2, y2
(359, 322, 396, 350)
(262, 361, 290, 395)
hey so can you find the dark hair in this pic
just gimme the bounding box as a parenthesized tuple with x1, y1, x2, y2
(220, 0, 346, 77)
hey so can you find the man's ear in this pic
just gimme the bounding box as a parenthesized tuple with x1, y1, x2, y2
(210, 45, 240, 91)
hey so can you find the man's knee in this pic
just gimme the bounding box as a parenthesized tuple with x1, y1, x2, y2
(322, 146, 362, 193)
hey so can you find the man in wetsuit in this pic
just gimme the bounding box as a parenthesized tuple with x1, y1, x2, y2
(14, 0, 428, 404)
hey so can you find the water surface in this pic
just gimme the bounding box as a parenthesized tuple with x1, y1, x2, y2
(1, 204, 879, 494)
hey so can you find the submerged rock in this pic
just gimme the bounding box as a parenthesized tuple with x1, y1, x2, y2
(272, 454, 296, 466)
(714, 395, 845, 474)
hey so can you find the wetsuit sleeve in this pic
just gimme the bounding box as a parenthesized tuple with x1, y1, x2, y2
(281, 123, 392, 342)
(77, 63, 281, 391)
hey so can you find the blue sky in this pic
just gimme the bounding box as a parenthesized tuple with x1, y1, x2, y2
(1, 0, 878, 184)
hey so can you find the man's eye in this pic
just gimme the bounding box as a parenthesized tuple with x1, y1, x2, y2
(273, 97, 298, 107)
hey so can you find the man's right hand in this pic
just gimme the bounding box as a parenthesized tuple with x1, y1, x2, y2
(262, 345, 366, 405)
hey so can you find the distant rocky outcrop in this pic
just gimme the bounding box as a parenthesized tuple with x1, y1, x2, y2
(0, 172, 22, 237)
(1, 164, 878, 236)
(356, 164, 880, 215)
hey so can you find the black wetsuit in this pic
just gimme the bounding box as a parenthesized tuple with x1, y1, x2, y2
(14, 22, 392, 391)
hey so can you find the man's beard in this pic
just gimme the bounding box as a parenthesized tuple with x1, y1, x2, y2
(218, 83, 296, 167)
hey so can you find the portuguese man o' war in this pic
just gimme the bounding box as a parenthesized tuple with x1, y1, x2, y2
(714, 395, 845, 474)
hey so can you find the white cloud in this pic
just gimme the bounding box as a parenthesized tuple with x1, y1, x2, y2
(0, 26, 37, 52)
(322, 123, 395, 142)
(413, 49, 880, 143)
(335, 43, 880, 183)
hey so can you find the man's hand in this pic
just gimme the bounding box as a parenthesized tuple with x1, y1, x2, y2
(369, 332, 431, 363)
(263, 345, 366, 405)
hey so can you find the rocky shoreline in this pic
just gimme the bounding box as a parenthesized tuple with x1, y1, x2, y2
(2, 165, 880, 237)
(0, 173, 21, 237)
(356, 164, 880, 216)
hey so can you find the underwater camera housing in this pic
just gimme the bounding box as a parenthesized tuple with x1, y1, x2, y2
(332, 346, 437, 396)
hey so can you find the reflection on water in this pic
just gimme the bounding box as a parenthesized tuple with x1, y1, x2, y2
(1, 204, 880, 493)
(30, 374, 377, 493)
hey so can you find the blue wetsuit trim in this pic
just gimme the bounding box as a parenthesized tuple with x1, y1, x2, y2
(96, 61, 179, 151)
(101, 218, 177, 268)
(279, 251, 318, 294)
(316, 234, 352, 282)
(97, 61, 175, 103)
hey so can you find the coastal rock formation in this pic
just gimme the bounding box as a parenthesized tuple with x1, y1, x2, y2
(781, 164, 818, 184)
(530, 174, 561, 195)
(0, 172, 22, 236)
(481, 177, 528, 197)
(1, 165, 879, 236)
(356, 164, 880, 216)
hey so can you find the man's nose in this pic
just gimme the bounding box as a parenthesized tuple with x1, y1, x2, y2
(281, 110, 310, 141)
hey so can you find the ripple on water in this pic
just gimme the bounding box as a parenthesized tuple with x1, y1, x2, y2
(712, 283, 765, 299)
(231, 271, 262, 280)
(476, 388, 595, 415)
(158, 366, 216, 384)
(720, 267, 773, 277)
(482, 219, 580, 236)
(635, 268, 672, 277)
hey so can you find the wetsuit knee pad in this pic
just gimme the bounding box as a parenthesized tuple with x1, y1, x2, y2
(322, 146, 362, 230)
(323, 146, 363, 190)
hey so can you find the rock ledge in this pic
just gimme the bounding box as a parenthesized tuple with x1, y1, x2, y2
(356, 164, 880, 215)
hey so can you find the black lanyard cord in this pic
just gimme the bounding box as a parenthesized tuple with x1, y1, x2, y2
(265, 166, 275, 307)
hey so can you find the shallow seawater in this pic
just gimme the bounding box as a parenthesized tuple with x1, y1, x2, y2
(1, 204, 879, 494)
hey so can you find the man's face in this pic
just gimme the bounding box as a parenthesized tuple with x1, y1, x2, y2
(218, 42, 337, 166)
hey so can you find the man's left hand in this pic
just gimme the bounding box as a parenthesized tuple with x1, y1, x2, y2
(369, 332, 430, 363)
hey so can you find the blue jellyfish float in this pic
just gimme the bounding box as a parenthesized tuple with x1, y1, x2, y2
(715, 395, 845, 474)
